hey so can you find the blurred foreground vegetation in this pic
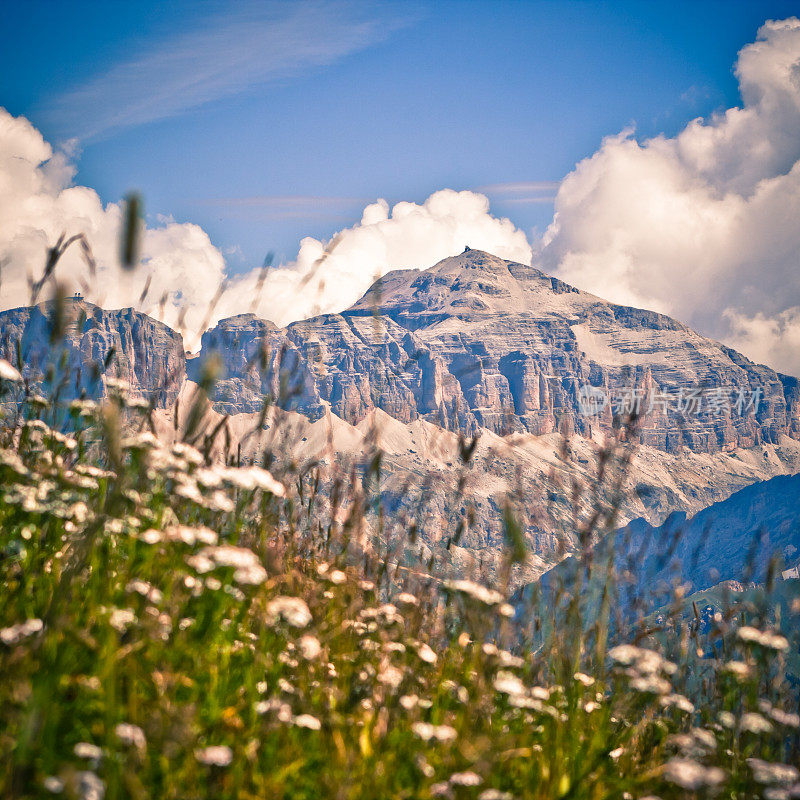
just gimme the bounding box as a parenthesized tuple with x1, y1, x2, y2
(0, 366, 798, 800)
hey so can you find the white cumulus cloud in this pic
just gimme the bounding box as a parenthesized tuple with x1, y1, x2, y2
(538, 17, 800, 375)
(0, 107, 531, 348)
(0, 108, 227, 345)
(216, 191, 532, 326)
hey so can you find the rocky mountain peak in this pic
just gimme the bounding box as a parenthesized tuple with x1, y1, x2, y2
(3, 250, 799, 455)
(184, 250, 800, 452)
(349, 249, 569, 323)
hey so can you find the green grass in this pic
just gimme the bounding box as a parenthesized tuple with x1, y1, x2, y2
(1, 382, 799, 800)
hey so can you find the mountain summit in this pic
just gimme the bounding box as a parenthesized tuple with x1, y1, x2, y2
(195, 249, 800, 453)
(2, 250, 800, 579)
(2, 250, 798, 456)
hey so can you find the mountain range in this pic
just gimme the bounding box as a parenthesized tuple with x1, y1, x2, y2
(528, 472, 800, 608)
(2, 249, 799, 584)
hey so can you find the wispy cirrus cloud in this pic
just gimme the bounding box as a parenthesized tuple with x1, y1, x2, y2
(46, 1, 415, 141)
(477, 180, 559, 204)
(194, 194, 369, 221)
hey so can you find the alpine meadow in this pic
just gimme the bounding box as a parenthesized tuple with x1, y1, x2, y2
(1, 3, 799, 799)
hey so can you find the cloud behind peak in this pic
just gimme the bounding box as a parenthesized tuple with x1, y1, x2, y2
(539, 17, 800, 375)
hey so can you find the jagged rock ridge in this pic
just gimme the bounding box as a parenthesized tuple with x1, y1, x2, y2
(527, 472, 800, 609)
(0, 299, 185, 404)
(193, 250, 800, 454)
(3, 254, 800, 582)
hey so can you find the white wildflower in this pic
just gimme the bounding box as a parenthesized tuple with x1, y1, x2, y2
(109, 608, 137, 632)
(43, 776, 64, 793)
(195, 745, 233, 766)
(139, 528, 164, 544)
(256, 699, 292, 722)
(659, 694, 695, 714)
(266, 596, 312, 628)
(496, 650, 524, 669)
(718, 711, 736, 729)
(186, 554, 215, 574)
(690, 728, 717, 752)
(609, 645, 675, 675)
(121, 432, 159, 451)
(74, 464, 113, 479)
(378, 663, 404, 689)
(748, 759, 800, 785)
(494, 671, 527, 697)
(415, 642, 437, 664)
(164, 525, 218, 546)
(498, 603, 515, 617)
(737, 626, 789, 651)
(574, 672, 595, 687)
(298, 635, 322, 660)
(74, 743, 102, 762)
(328, 569, 347, 585)
(630, 675, 672, 695)
(171, 442, 204, 465)
(411, 722, 457, 743)
(663, 758, 725, 790)
(75, 771, 105, 800)
(233, 563, 268, 586)
(105, 377, 131, 392)
(444, 579, 504, 606)
(478, 791, 515, 800)
(450, 771, 482, 786)
(766, 707, 800, 729)
(115, 723, 146, 750)
(208, 491, 235, 513)
(0, 359, 23, 381)
(741, 712, 774, 735)
(174, 480, 204, 504)
(126, 579, 163, 604)
(722, 660, 752, 679)
(764, 774, 797, 796)
(292, 714, 322, 730)
(193, 468, 223, 488)
(216, 465, 285, 495)
(400, 694, 419, 710)
(1, 618, 43, 645)
(359, 604, 404, 626)
(0, 449, 29, 477)
(201, 544, 259, 569)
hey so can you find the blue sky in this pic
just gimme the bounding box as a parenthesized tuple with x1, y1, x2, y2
(1, 0, 798, 271)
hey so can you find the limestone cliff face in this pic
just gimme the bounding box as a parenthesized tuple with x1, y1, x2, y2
(194, 250, 800, 454)
(2, 250, 798, 456)
(3, 259, 800, 582)
(0, 298, 185, 404)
